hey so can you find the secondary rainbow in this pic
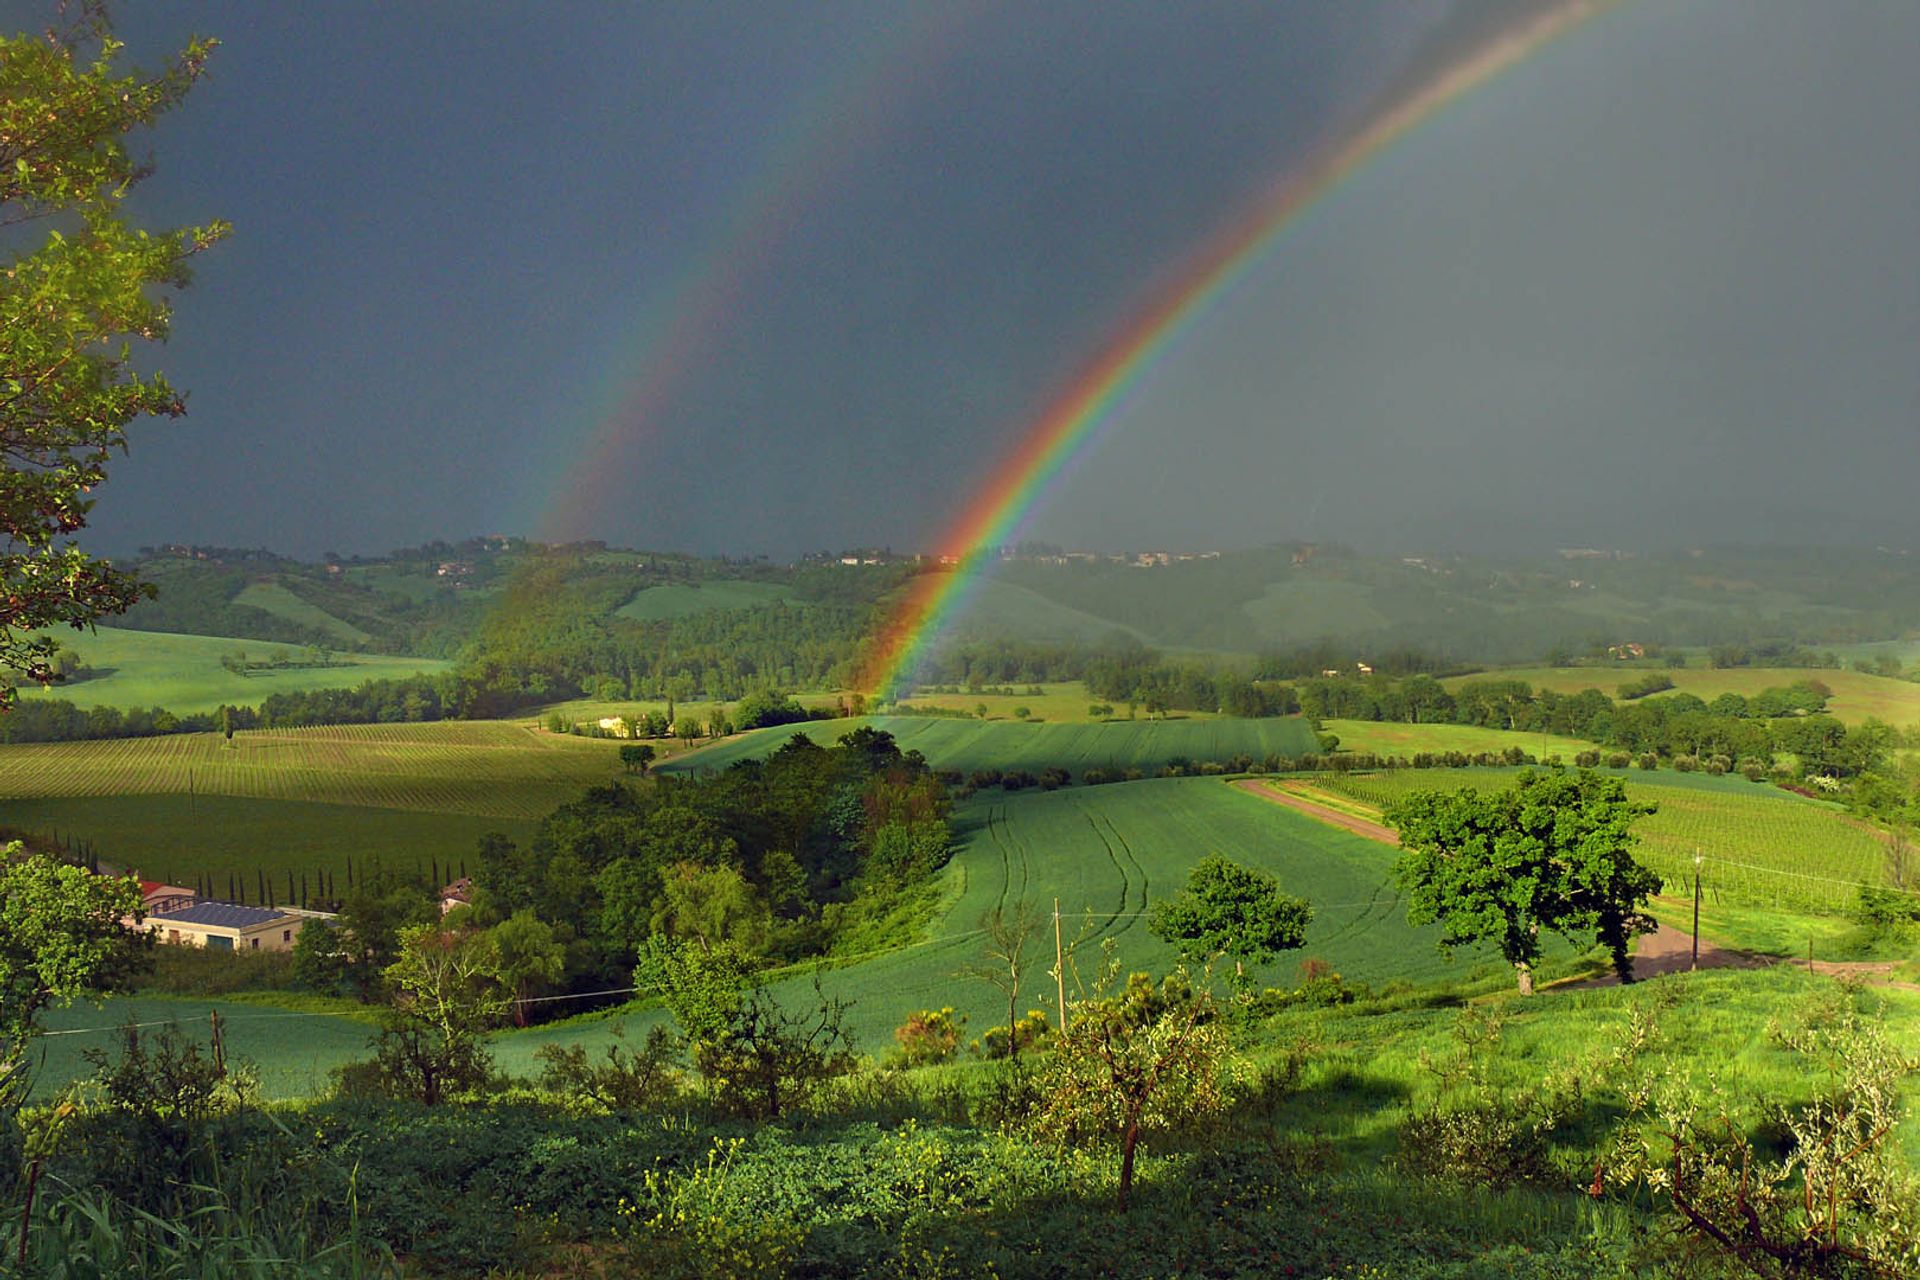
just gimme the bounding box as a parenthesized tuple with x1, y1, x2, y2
(536, 7, 979, 542)
(858, 0, 1615, 697)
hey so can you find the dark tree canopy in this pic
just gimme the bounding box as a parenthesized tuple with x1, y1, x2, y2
(1388, 768, 1661, 992)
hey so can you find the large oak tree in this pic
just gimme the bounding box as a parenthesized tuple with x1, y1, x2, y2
(1388, 768, 1661, 993)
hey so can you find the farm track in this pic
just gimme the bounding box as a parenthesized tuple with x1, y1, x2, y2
(1233, 778, 1400, 845)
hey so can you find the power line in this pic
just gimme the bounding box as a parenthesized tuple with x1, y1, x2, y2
(1697, 854, 1920, 897)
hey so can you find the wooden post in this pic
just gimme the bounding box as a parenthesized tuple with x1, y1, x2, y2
(209, 1010, 225, 1078)
(1691, 852, 1702, 972)
(1054, 898, 1067, 1034)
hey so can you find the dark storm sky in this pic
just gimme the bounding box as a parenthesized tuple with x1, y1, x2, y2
(32, 1, 1920, 559)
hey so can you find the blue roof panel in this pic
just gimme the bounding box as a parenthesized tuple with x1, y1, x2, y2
(151, 902, 287, 929)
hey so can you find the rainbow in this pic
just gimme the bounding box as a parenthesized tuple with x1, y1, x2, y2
(858, 0, 1615, 697)
(536, 6, 980, 542)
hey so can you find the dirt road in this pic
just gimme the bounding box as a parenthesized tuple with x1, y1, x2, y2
(1233, 778, 1399, 844)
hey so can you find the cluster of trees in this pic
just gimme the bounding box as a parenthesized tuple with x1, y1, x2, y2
(217, 644, 345, 675)
(1296, 672, 1899, 779)
(296, 728, 954, 1023)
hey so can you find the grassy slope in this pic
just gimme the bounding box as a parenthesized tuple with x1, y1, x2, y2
(615, 580, 797, 620)
(35, 997, 373, 1100)
(1322, 719, 1603, 758)
(938, 577, 1152, 646)
(1313, 767, 1888, 915)
(0, 794, 529, 888)
(15, 626, 449, 715)
(1446, 665, 1920, 727)
(232, 582, 373, 644)
(0, 720, 622, 818)
(896, 681, 1150, 724)
(0, 720, 620, 880)
(661, 714, 1319, 778)
(496, 777, 1573, 1072)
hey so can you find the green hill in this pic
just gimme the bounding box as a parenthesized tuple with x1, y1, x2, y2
(16, 627, 449, 715)
(615, 580, 799, 620)
(662, 714, 1319, 778)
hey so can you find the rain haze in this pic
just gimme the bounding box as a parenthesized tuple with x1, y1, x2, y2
(68, 0, 1920, 558)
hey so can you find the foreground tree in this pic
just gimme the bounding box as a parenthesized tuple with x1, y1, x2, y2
(1035, 944, 1236, 1211)
(959, 900, 1043, 1062)
(1388, 768, 1660, 992)
(0, 842, 143, 1105)
(0, 8, 228, 700)
(644, 939, 853, 1119)
(1611, 1001, 1920, 1277)
(1148, 855, 1312, 989)
(368, 923, 510, 1104)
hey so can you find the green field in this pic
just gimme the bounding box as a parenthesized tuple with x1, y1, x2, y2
(662, 714, 1319, 778)
(614, 580, 798, 620)
(1311, 768, 1890, 915)
(935, 576, 1153, 646)
(15, 626, 449, 715)
(521, 690, 848, 730)
(0, 720, 622, 818)
(0, 720, 623, 882)
(35, 997, 374, 1100)
(496, 777, 1545, 1072)
(0, 794, 527, 890)
(895, 681, 1153, 723)
(1446, 665, 1920, 727)
(1321, 719, 1603, 759)
(233, 581, 372, 644)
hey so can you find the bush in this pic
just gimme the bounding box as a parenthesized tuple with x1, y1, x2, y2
(1637, 753, 1660, 770)
(535, 1023, 682, 1112)
(974, 1009, 1052, 1061)
(891, 1007, 965, 1067)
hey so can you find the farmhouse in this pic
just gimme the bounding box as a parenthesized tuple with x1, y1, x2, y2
(147, 901, 306, 952)
(139, 880, 196, 913)
(440, 877, 474, 916)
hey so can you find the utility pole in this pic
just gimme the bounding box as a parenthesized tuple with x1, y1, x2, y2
(1053, 898, 1067, 1034)
(1691, 851, 1702, 971)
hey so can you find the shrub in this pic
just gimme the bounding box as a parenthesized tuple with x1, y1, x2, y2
(1637, 753, 1660, 770)
(535, 1023, 682, 1112)
(1606, 752, 1631, 769)
(974, 1009, 1052, 1061)
(1574, 750, 1601, 767)
(892, 1007, 965, 1067)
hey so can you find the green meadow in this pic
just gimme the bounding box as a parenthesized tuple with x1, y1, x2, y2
(232, 581, 374, 644)
(662, 713, 1319, 777)
(494, 777, 1556, 1074)
(1312, 767, 1889, 916)
(1320, 718, 1603, 759)
(0, 720, 619, 883)
(0, 794, 527, 890)
(614, 580, 799, 620)
(895, 680, 1154, 723)
(35, 997, 374, 1101)
(15, 626, 449, 715)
